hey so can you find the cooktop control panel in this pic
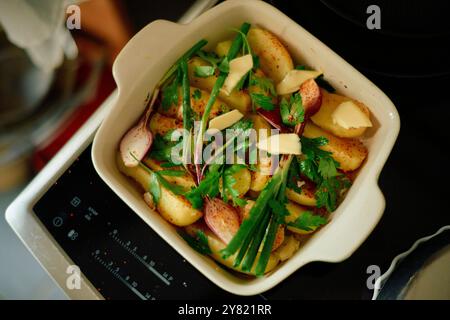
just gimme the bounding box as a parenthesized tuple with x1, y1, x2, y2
(33, 146, 243, 300)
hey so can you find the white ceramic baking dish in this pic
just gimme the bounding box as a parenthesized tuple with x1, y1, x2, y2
(92, 0, 400, 295)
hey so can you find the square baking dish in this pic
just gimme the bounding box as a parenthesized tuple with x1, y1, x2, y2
(92, 0, 400, 295)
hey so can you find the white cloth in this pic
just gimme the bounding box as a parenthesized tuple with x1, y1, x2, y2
(0, 0, 78, 72)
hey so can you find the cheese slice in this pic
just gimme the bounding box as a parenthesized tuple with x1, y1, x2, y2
(332, 101, 372, 129)
(221, 54, 253, 95)
(276, 69, 322, 95)
(257, 133, 301, 155)
(208, 109, 244, 131)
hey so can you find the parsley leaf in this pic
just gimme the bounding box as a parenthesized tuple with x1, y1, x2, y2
(161, 68, 181, 110)
(192, 89, 202, 100)
(185, 165, 222, 209)
(250, 93, 275, 111)
(250, 75, 276, 96)
(315, 176, 350, 212)
(288, 211, 327, 231)
(222, 165, 248, 207)
(318, 157, 338, 179)
(280, 93, 304, 126)
(150, 135, 182, 164)
(287, 157, 303, 193)
(298, 137, 350, 212)
(179, 230, 212, 255)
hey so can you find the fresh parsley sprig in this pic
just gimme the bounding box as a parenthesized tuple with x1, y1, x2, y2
(280, 93, 305, 126)
(288, 211, 327, 231)
(298, 137, 351, 212)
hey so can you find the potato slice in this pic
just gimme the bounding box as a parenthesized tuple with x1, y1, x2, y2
(286, 181, 317, 207)
(215, 40, 232, 57)
(185, 223, 280, 275)
(273, 235, 300, 261)
(117, 153, 202, 226)
(285, 202, 320, 235)
(303, 122, 368, 172)
(311, 90, 371, 138)
(219, 166, 251, 199)
(159, 86, 231, 121)
(247, 27, 294, 83)
(188, 57, 251, 113)
(148, 113, 182, 136)
(143, 158, 196, 189)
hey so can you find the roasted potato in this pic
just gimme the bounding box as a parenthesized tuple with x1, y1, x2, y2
(273, 235, 300, 261)
(311, 90, 371, 138)
(148, 113, 182, 137)
(188, 57, 251, 113)
(247, 27, 294, 83)
(159, 86, 231, 121)
(303, 122, 368, 172)
(214, 40, 232, 57)
(185, 222, 280, 275)
(143, 158, 196, 189)
(286, 182, 317, 207)
(117, 153, 202, 226)
(285, 201, 320, 235)
(219, 166, 251, 199)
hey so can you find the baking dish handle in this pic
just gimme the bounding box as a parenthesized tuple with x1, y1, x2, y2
(112, 20, 185, 95)
(307, 181, 385, 263)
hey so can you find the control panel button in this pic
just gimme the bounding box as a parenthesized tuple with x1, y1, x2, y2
(52, 217, 64, 227)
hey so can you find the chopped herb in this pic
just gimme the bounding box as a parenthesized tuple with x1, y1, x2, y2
(298, 137, 335, 184)
(161, 68, 181, 110)
(192, 89, 202, 100)
(134, 158, 186, 204)
(287, 157, 302, 193)
(180, 230, 212, 255)
(250, 75, 276, 96)
(298, 137, 350, 212)
(295, 65, 306, 70)
(150, 135, 182, 164)
(280, 93, 304, 126)
(222, 165, 248, 207)
(315, 176, 351, 212)
(185, 165, 222, 209)
(250, 93, 275, 111)
(288, 211, 327, 231)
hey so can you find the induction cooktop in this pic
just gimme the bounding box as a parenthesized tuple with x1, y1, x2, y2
(5, 0, 450, 300)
